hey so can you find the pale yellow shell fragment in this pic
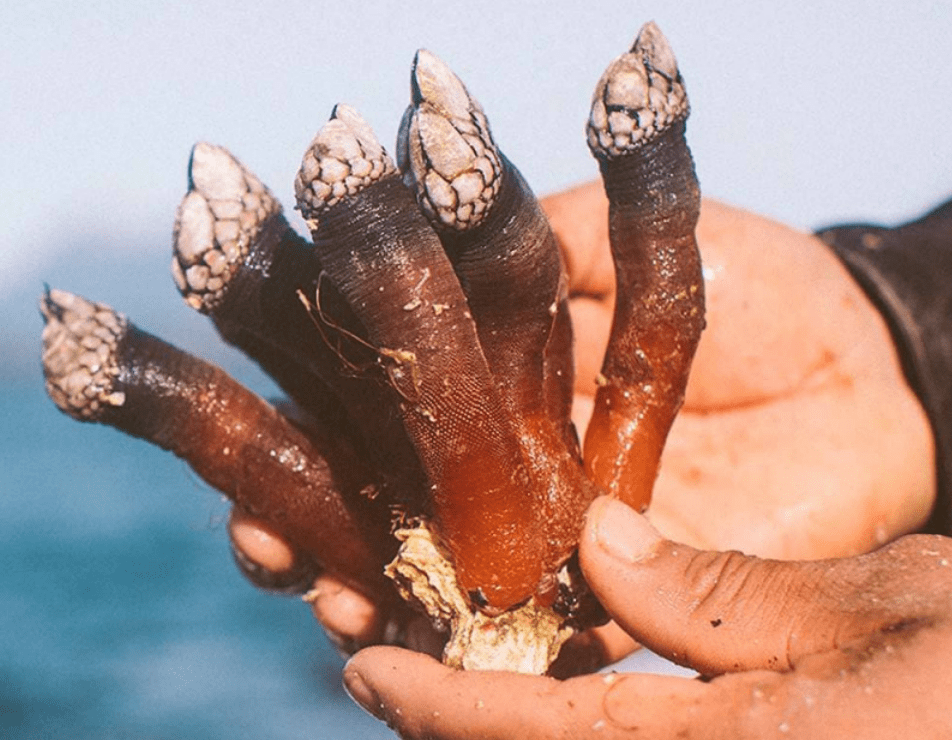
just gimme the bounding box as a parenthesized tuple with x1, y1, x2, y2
(385, 521, 575, 674)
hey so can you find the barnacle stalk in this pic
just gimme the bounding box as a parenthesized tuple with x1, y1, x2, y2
(296, 104, 582, 671)
(172, 143, 350, 424)
(172, 142, 428, 510)
(583, 22, 705, 511)
(295, 104, 544, 610)
(398, 50, 596, 582)
(39, 289, 391, 595)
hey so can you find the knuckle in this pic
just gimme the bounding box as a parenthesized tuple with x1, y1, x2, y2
(683, 548, 763, 615)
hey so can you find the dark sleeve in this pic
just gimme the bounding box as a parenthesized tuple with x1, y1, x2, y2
(816, 196, 952, 535)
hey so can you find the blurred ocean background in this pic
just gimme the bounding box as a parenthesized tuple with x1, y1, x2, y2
(3, 2, 951, 738)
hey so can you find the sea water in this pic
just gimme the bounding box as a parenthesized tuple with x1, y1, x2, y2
(0, 382, 393, 739)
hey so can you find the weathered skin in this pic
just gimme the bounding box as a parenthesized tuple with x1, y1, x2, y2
(344, 497, 952, 739)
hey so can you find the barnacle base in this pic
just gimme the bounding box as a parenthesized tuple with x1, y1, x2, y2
(385, 522, 575, 674)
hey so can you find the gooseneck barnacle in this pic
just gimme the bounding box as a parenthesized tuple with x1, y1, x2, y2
(39, 289, 393, 594)
(583, 22, 704, 511)
(40, 21, 704, 675)
(296, 103, 545, 611)
(400, 51, 596, 585)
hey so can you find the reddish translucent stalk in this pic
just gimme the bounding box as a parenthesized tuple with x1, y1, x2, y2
(583, 23, 705, 511)
(40, 289, 393, 596)
(296, 106, 543, 610)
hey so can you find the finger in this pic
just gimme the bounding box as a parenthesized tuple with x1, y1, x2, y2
(306, 574, 446, 659)
(548, 619, 640, 679)
(228, 508, 318, 593)
(347, 628, 952, 740)
(306, 573, 387, 655)
(344, 646, 737, 740)
(580, 496, 952, 676)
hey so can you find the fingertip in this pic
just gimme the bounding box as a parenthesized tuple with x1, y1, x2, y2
(342, 651, 385, 720)
(306, 574, 384, 650)
(344, 646, 447, 722)
(228, 509, 317, 593)
(229, 509, 296, 572)
(580, 497, 668, 631)
(582, 496, 664, 565)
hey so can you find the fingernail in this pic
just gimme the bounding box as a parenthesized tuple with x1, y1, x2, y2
(229, 512, 297, 573)
(343, 663, 384, 720)
(588, 496, 662, 563)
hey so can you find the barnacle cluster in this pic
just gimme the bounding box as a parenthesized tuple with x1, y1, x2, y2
(40, 22, 704, 675)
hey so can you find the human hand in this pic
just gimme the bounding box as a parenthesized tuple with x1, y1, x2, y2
(342, 495, 952, 739)
(230, 181, 935, 663)
(547, 181, 934, 560)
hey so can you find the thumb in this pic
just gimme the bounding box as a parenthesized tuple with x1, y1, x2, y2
(579, 496, 947, 676)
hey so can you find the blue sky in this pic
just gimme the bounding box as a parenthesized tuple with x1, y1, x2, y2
(4, 1, 952, 347)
